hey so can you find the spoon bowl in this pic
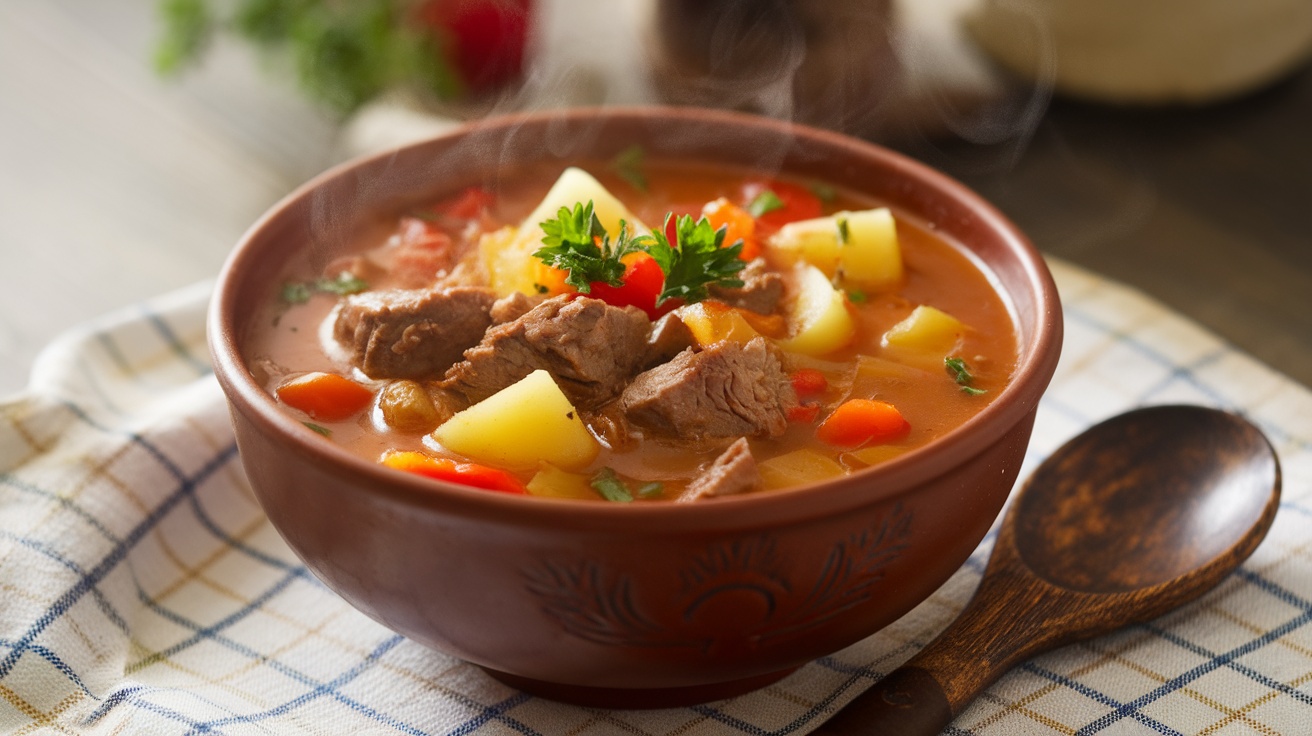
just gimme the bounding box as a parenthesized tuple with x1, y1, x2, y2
(816, 404, 1281, 734)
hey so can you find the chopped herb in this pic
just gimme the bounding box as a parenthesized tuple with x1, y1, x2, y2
(641, 214, 746, 305)
(945, 357, 988, 396)
(636, 481, 664, 499)
(532, 282, 549, 294)
(281, 281, 313, 304)
(810, 182, 837, 203)
(534, 201, 644, 292)
(316, 273, 369, 295)
(846, 288, 867, 304)
(280, 272, 369, 305)
(746, 189, 785, 218)
(591, 467, 634, 503)
(837, 216, 851, 245)
(303, 422, 332, 437)
(611, 145, 648, 192)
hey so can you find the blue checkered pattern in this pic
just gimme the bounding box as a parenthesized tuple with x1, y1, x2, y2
(2, 260, 1310, 734)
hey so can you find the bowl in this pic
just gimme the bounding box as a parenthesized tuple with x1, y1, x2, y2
(208, 106, 1062, 708)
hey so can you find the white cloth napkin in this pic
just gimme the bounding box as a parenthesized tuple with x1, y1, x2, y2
(2, 260, 1310, 735)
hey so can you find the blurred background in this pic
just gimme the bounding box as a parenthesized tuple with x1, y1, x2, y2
(2, 0, 1310, 395)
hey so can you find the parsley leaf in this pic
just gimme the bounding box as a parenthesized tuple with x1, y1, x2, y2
(746, 189, 785, 217)
(280, 272, 368, 305)
(945, 357, 988, 396)
(302, 422, 332, 437)
(611, 145, 648, 192)
(641, 214, 746, 305)
(810, 182, 837, 204)
(316, 272, 369, 295)
(591, 467, 634, 503)
(534, 201, 643, 292)
(281, 281, 313, 304)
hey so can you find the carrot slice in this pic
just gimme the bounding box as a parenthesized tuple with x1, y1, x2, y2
(275, 372, 374, 422)
(380, 450, 526, 494)
(816, 399, 909, 448)
(790, 368, 829, 397)
(701, 197, 761, 260)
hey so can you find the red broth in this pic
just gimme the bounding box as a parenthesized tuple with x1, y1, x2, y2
(244, 160, 1019, 501)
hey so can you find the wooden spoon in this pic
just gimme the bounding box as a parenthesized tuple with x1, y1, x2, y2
(814, 404, 1282, 735)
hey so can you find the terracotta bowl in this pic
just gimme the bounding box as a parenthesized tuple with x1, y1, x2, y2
(208, 106, 1062, 708)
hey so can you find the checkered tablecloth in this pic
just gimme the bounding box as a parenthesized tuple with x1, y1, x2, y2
(2, 258, 1310, 735)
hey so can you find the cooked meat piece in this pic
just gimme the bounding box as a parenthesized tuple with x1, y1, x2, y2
(489, 291, 541, 324)
(644, 312, 696, 369)
(708, 258, 785, 314)
(621, 337, 797, 442)
(334, 286, 496, 379)
(441, 296, 652, 411)
(679, 438, 760, 502)
(582, 401, 642, 452)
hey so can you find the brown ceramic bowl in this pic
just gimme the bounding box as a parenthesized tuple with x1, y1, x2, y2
(208, 106, 1062, 708)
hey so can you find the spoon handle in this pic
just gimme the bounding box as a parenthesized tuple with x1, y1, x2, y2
(812, 553, 1068, 734)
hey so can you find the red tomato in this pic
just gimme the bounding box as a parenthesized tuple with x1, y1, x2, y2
(438, 186, 495, 220)
(741, 179, 824, 232)
(416, 0, 531, 92)
(382, 450, 526, 494)
(587, 252, 675, 320)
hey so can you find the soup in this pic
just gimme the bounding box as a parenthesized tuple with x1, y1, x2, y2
(244, 158, 1018, 501)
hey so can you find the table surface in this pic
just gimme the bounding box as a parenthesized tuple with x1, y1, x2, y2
(2, 0, 1310, 396)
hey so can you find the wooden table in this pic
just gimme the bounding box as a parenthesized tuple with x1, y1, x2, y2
(2, 0, 1309, 396)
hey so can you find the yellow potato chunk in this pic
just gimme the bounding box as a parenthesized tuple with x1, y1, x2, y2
(882, 305, 968, 356)
(758, 448, 846, 490)
(480, 168, 649, 297)
(526, 464, 599, 500)
(479, 226, 539, 297)
(767, 208, 902, 290)
(777, 265, 856, 356)
(432, 370, 600, 471)
(678, 301, 761, 346)
(521, 167, 647, 238)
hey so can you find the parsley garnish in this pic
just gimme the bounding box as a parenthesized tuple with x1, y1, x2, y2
(303, 422, 332, 437)
(945, 357, 988, 396)
(280, 272, 369, 305)
(747, 189, 785, 217)
(591, 468, 634, 503)
(533, 202, 746, 306)
(281, 281, 313, 304)
(533, 201, 643, 293)
(316, 273, 369, 295)
(611, 145, 648, 192)
(810, 182, 837, 203)
(846, 288, 867, 304)
(837, 216, 851, 245)
(643, 214, 746, 306)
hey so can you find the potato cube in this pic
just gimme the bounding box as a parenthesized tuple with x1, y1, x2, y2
(520, 167, 646, 237)
(882, 305, 968, 357)
(432, 370, 600, 471)
(777, 264, 856, 356)
(526, 464, 599, 500)
(767, 208, 902, 290)
(678, 301, 761, 346)
(758, 448, 846, 490)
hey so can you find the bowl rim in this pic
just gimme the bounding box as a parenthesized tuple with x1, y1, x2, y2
(208, 104, 1063, 532)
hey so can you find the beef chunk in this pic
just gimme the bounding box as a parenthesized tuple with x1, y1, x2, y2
(644, 312, 696, 369)
(489, 291, 540, 324)
(441, 296, 651, 411)
(334, 286, 496, 379)
(621, 337, 797, 442)
(679, 438, 760, 502)
(708, 258, 784, 314)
